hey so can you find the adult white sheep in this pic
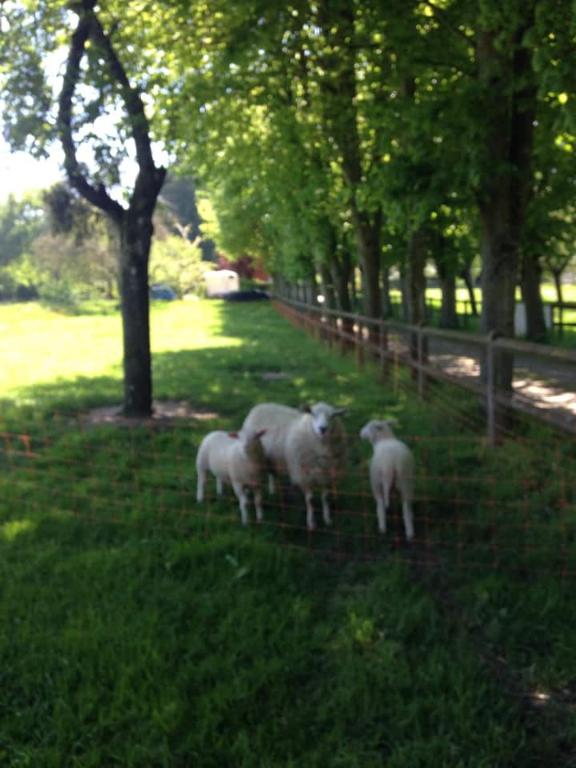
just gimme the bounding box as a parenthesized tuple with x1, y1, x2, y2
(242, 401, 347, 530)
(196, 428, 266, 526)
(360, 419, 415, 540)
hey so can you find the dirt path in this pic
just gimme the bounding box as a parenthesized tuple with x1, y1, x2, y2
(427, 337, 576, 432)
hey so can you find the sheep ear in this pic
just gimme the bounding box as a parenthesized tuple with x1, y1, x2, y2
(228, 431, 239, 439)
(300, 403, 312, 413)
(256, 429, 267, 438)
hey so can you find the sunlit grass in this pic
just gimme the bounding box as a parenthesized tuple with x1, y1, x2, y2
(0, 299, 242, 400)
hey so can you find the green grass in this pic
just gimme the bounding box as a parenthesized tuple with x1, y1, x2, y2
(0, 298, 575, 766)
(385, 284, 576, 342)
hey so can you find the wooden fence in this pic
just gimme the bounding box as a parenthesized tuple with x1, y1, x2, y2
(274, 296, 576, 443)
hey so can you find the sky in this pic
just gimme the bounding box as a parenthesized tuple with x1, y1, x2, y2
(0, 135, 64, 203)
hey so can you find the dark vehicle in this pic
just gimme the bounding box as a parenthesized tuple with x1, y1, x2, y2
(150, 284, 177, 301)
(222, 289, 270, 302)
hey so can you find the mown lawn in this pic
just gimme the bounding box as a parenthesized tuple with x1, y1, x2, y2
(0, 298, 575, 767)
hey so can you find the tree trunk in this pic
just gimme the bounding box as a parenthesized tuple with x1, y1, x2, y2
(438, 269, 458, 329)
(331, 248, 354, 342)
(476, 18, 536, 393)
(118, 213, 153, 416)
(459, 264, 478, 316)
(319, 262, 336, 309)
(331, 250, 353, 313)
(381, 265, 392, 318)
(57, 4, 166, 418)
(354, 210, 382, 319)
(404, 229, 428, 367)
(405, 229, 427, 326)
(520, 250, 546, 340)
(552, 269, 564, 305)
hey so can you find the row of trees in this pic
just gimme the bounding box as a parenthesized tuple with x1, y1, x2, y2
(163, 1, 575, 337)
(1, 0, 575, 413)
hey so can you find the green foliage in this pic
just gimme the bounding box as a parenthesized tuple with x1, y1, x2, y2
(0, 193, 45, 267)
(150, 234, 209, 297)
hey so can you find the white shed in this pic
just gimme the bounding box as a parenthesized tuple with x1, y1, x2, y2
(204, 269, 239, 297)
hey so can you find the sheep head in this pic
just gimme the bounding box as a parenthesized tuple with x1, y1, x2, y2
(303, 401, 347, 438)
(360, 419, 398, 444)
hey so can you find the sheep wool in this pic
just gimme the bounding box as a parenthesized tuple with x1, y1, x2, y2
(196, 429, 266, 525)
(360, 420, 415, 540)
(243, 401, 347, 530)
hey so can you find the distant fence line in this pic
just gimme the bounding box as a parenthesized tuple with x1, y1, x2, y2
(273, 296, 576, 443)
(283, 282, 576, 335)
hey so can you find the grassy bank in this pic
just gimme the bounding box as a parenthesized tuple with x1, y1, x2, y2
(0, 299, 574, 766)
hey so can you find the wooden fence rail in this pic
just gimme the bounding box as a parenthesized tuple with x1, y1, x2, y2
(274, 295, 576, 443)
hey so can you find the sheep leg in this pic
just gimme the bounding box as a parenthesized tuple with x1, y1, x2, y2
(304, 490, 316, 530)
(268, 474, 276, 495)
(321, 490, 332, 526)
(196, 469, 206, 503)
(402, 500, 414, 541)
(232, 481, 249, 526)
(254, 487, 264, 523)
(375, 481, 390, 534)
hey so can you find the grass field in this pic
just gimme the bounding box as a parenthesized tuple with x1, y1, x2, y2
(1, 298, 575, 767)
(383, 284, 576, 343)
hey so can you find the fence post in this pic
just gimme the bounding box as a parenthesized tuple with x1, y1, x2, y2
(486, 331, 497, 446)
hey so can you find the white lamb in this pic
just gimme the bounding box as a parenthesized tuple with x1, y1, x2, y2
(242, 402, 347, 530)
(195, 428, 266, 526)
(360, 420, 415, 540)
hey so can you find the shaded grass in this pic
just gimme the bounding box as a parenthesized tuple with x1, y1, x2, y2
(0, 299, 575, 766)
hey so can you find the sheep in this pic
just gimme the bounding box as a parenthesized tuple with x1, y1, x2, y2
(360, 419, 415, 541)
(195, 428, 266, 526)
(242, 401, 347, 530)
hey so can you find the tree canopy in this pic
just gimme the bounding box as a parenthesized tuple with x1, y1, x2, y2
(1, 0, 576, 395)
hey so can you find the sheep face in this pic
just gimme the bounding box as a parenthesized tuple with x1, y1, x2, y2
(304, 402, 347, 438)
(360, 419, 397, 444)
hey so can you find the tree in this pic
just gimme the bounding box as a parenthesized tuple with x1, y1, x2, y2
(0, 193, 45, 268)
(2, 1, 167, 416)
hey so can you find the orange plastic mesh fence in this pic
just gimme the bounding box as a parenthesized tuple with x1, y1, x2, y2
(1, 428, 574, 578)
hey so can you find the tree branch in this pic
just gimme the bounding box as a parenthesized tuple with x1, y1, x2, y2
(87, 11, 160, 180)
(57, 12, 124, 221)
